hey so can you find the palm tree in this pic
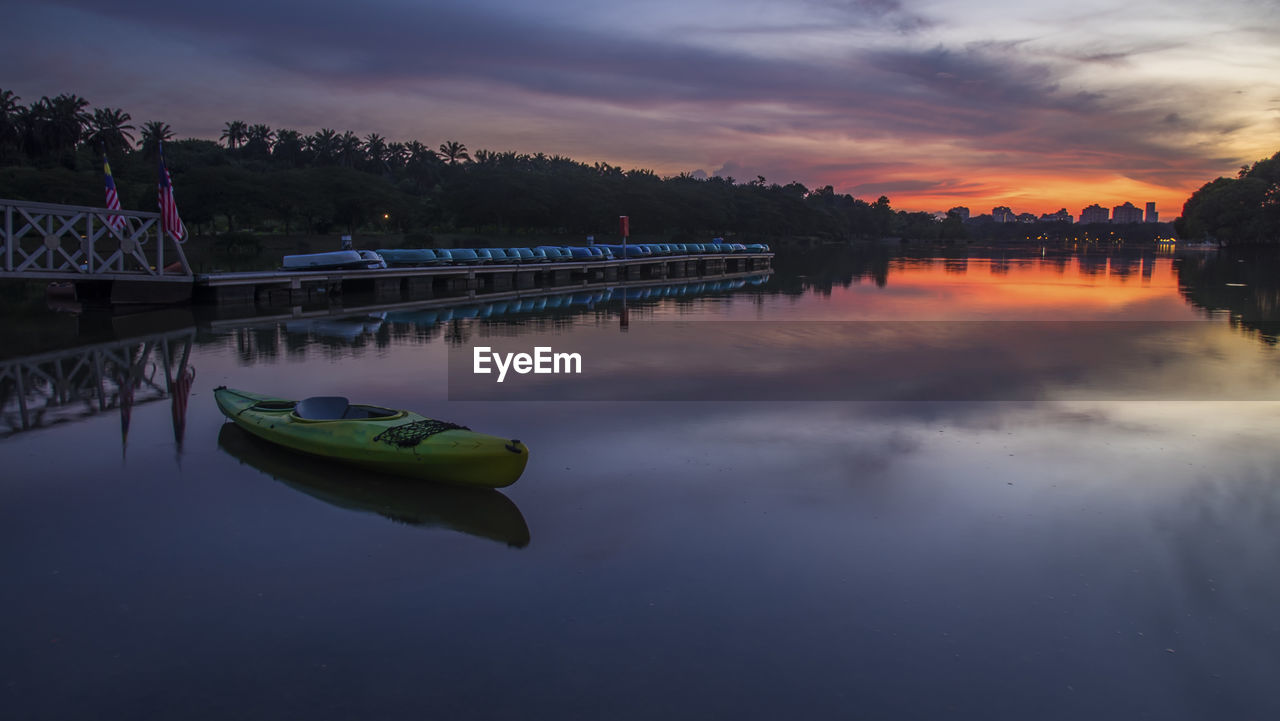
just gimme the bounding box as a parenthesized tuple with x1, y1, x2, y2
(306, 128, 339, 164)
(438, 140, 470, 165)
(0, 88, 20, 158)
(404, 140, 435, 163)
(337, 130, 362, 167)
(219, 120, 248, 150)
(50, 93, 91, 145)
(363, 132, 387, 168)
(593, 161, 623, 177)
(400, 141, 439, 189)
(385, 141, 408, 171)
(21, 93, 91, 160)
(0, 88, 18, 122)
(86, 108, 135, 157)
(244, 123, 274, 157)
(138, 120, 174, 159)
(272, 128, 303, 166)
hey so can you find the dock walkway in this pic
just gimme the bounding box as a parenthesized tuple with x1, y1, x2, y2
(197, 252, 773, 308)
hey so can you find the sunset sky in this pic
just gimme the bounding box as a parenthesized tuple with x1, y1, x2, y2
(4, 0, 1279, 216)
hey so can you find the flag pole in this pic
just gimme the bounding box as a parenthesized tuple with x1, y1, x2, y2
(618, 215, 629, 331)
(156, 140, 193, 276)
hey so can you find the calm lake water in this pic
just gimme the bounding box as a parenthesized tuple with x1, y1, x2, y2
(4, 245, 1280, 720)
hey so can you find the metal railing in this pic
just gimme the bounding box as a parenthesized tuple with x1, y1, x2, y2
(1, 198, 191, 281)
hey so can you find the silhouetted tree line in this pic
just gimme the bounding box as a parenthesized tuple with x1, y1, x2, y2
(1177, 151, 1280, 245)
(6, 88, 1268, 245)
(0, 88, 959, 241)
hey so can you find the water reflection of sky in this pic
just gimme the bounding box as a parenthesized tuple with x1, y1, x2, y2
(445, 319, 1280, 401)
(718, 256, 1204, 321)
(4, 250, 1280, 719)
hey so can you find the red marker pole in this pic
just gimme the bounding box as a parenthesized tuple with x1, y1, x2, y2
(619, 215, 630, 330)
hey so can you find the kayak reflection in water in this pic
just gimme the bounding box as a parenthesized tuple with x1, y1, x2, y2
(217, 423, 531, 548)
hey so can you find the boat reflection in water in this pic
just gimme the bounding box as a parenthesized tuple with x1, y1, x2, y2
(380, 275, 770, 326)
(216, 424, 530, 548)
(285, 313, 385, 341)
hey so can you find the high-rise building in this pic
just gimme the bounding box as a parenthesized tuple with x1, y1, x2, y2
(1016, 212, 1038, 223)
(1079, 204, 1109, 224)
(1112, 202, 1143, 224)
(1040, 209, 1073, 223)
(1145, 202, 1158, 223)
(992, 206, 1015, 223)
(947, 206, 970, 221)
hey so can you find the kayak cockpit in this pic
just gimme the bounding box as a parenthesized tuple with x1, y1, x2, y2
(251, 400, 297, 411)
(292, 396, 403, 421)
(339, 405, 402, 420)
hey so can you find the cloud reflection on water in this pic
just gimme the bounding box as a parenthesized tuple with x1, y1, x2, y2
(447, 320, 1280, 401)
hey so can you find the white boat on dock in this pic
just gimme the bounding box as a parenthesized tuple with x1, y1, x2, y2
(282, 251, 384, 270)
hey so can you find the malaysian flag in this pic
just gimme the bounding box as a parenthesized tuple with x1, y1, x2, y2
(103, 155, 126, 230)
(170, 365, 195, 451)
(157, 141, 186, 242)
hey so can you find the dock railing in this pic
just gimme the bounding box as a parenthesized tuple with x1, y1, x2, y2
(1, 198, 192, 281)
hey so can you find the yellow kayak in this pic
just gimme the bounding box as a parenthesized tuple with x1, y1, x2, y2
(214, 387, 529, 488)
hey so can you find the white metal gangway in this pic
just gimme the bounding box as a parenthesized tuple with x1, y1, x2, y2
(1, 198, 191, 282)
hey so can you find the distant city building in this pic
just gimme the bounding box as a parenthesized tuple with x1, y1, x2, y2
(1112, 202, 1143, 224)
(992, 206, 1015, 223)
(1079, 204, 1110, 224)
(1040, 209, 1073, 223)
(1016, 212, 1038, 223)
(1145, 202, 1158, 223)
(948, 206, 970, 221)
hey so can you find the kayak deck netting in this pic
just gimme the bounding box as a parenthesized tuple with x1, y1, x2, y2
(373, 419, 470, 447)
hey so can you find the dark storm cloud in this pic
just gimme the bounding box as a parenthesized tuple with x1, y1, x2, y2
(39, 0, 822, 102)
(26, 0, 1138, 111)
(17, 0, 1256, 189)
(29, 0, 1041, 113)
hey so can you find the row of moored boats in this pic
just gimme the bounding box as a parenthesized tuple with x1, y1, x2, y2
(283, 240, 772, 270)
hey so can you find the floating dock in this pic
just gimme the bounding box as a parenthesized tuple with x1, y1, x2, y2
(196, 252, 773, 307)
(202, 266, 771, 326)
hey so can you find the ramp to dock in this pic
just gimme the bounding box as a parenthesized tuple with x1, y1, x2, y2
(1, 198, 193, 303)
